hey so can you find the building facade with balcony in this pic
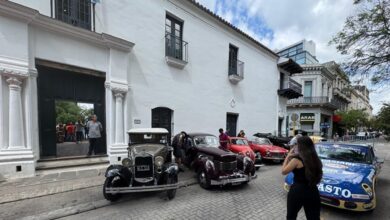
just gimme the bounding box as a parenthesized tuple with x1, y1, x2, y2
(277, 41, 338, 138)
(0, 0, 296, 179)
(350, 85, 373, 117)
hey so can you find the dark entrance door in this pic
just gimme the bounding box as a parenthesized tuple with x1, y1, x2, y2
(278, 118, 283, 136)
(37, 64, 106, 158)
(152, 107, 173, 142)
(226, 113, 238, 137)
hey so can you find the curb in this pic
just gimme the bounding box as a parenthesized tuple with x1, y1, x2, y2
(18, 178, 198, 220)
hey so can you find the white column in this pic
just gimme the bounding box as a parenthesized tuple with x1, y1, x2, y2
(114, 92, 125, 144)
(6, 77, 25, 149)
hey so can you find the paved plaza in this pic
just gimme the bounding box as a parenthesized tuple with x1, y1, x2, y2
(1, 140, 389, 220)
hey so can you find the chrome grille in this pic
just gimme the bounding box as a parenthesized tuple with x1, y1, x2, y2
(134, 155, 153, 178)
(271, 152, 285, 158)
(216, 161, 237, 172)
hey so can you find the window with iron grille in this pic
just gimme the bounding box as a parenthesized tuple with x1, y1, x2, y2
(55, 0, 91, 30)
(228, 45, 238, 75)
(165, 15, 184, 60)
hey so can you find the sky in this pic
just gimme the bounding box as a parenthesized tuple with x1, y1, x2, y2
(196, 0, 389, 115)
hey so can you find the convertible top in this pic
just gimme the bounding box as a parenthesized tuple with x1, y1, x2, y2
(127, 128, 168, 134)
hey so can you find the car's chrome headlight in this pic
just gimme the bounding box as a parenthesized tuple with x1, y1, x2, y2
(155, 156, 164, 167)
(122, 158, 132, 167)
(362, 183, 373, 197)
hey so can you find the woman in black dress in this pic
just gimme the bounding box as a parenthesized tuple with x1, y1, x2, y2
(282, 136, 323, 220)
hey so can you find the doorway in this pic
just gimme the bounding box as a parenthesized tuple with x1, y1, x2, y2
(152, 107, 173, 142)
(37, 62, 106, 158)
(55, 101, 94, 157)
(226, 113, 238, 137)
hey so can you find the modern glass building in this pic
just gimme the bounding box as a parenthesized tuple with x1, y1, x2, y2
(277, 40, 319, 65)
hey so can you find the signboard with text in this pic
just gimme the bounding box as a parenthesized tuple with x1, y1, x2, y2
(300, 113, 315, 122)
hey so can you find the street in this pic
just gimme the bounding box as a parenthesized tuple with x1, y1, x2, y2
(1, 140, 388, 220)
(56, 141, 390, 220)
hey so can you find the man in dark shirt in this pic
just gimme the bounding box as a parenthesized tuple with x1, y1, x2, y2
(219, 128, 229, 150)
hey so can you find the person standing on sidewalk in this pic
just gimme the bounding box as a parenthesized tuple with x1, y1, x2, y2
(282, 136, 323, 220)
(86, 115, 103, 156)
(219, 128, 229, 150)
(75, 120, 84, 144)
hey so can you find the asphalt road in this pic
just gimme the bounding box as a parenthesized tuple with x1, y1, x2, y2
(59, 141, 390, 220)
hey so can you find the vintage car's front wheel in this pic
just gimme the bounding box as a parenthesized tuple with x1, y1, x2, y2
(103, 176, 125, 202)
(198, 170, 211, 189)
(166, 175, 178, 200)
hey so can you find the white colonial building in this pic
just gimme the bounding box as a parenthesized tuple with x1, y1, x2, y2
(0, 0, 301, 179)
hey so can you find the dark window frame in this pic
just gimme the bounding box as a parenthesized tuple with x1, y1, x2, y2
(165, 14, 184, 60)
(54, 0, 92, 30)
(228, 44, 239, 75)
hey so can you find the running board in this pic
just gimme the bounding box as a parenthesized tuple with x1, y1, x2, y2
(105, 183, 179, 193)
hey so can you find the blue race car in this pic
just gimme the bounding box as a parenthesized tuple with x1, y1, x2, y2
(284, 143, 384, 211)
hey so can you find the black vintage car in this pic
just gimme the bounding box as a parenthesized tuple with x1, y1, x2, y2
(103, 128, 178, 201)
(183, 133, 257, 189)
(253, 133, 291, 149)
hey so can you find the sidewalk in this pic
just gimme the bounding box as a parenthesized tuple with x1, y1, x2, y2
(0, 166, 197, 205)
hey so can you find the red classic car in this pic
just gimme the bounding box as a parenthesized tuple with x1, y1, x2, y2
(227, 137, 261, 168)
(249, 137, 288, 163)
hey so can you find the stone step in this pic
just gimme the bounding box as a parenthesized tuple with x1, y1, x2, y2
(36, 156, 109, 170)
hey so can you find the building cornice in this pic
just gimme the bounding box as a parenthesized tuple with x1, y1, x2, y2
(301, 64, 335, 80)
(0, 1, 135, 52)
(180, 0, 279, 59)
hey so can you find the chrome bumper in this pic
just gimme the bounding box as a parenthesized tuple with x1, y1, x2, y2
(105, 183, 178, 194)
(210, 173, 257, 186)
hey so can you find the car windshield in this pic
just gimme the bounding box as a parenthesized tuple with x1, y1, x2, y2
(254, 138, 272, 145)
(194, 135, 219, 147)
(129, 133, 167, 145)
(315, 144, 369, 164)
(231, 139, 249, 145)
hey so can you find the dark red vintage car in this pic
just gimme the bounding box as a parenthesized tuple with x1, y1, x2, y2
(249, 137, 288, 163)
(183, 133, 257, 189)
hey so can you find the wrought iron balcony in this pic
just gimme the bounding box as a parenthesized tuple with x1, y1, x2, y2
(165, 33, 188, 69)
(278, 78, 302, 99)
(287, 96, 338, 110)
(51, 0, 95, 30)
(333, 87, 351, 102)
(228, 59, 244, 83)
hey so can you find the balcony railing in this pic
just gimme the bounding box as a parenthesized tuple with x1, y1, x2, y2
(333, 87, 351, 102)
(165, 33, 188, 68)
(281, 78, 302, 94)
(287, 96, 338, 109)
(278, 78, 302, 99)
(51, 0, 95, 31)
(228, 59, 244, 83)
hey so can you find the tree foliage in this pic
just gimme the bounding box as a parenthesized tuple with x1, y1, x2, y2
(330, 0, 390, 85)
(376, 103, 390, 135)
(55, 101, 93, 124)
(337, 109, 369, 132)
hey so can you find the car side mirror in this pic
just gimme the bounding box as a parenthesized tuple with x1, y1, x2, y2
(376, 157, 384, 164)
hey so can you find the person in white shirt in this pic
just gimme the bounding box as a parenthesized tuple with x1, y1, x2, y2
(86, 115, 103, 156)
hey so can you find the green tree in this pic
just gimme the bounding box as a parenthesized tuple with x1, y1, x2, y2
(337, 109, 369, 132)
(330, 0, 390, 85)
(55, 101, 82, 124)
(376, 103, 390, 137)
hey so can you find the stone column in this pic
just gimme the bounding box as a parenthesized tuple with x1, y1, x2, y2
(114, 91, 125, 144)
(6, 77, 25, 149)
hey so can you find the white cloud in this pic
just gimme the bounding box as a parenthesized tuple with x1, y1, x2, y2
(195, 0, 385, 114)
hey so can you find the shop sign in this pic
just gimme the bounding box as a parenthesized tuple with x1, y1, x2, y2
(300, 113, 315, 122)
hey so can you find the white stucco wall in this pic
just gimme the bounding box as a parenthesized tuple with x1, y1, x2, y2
(1, 0, 284, 178)
(100, 0, 279, 137)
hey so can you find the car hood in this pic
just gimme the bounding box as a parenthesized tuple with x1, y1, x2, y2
(251, 144, 287, 152)
(230, 144, 251, 152)
(197, 145, 237, 162)
(130, 144, 166, 156)
(321, 159, 375, 184)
